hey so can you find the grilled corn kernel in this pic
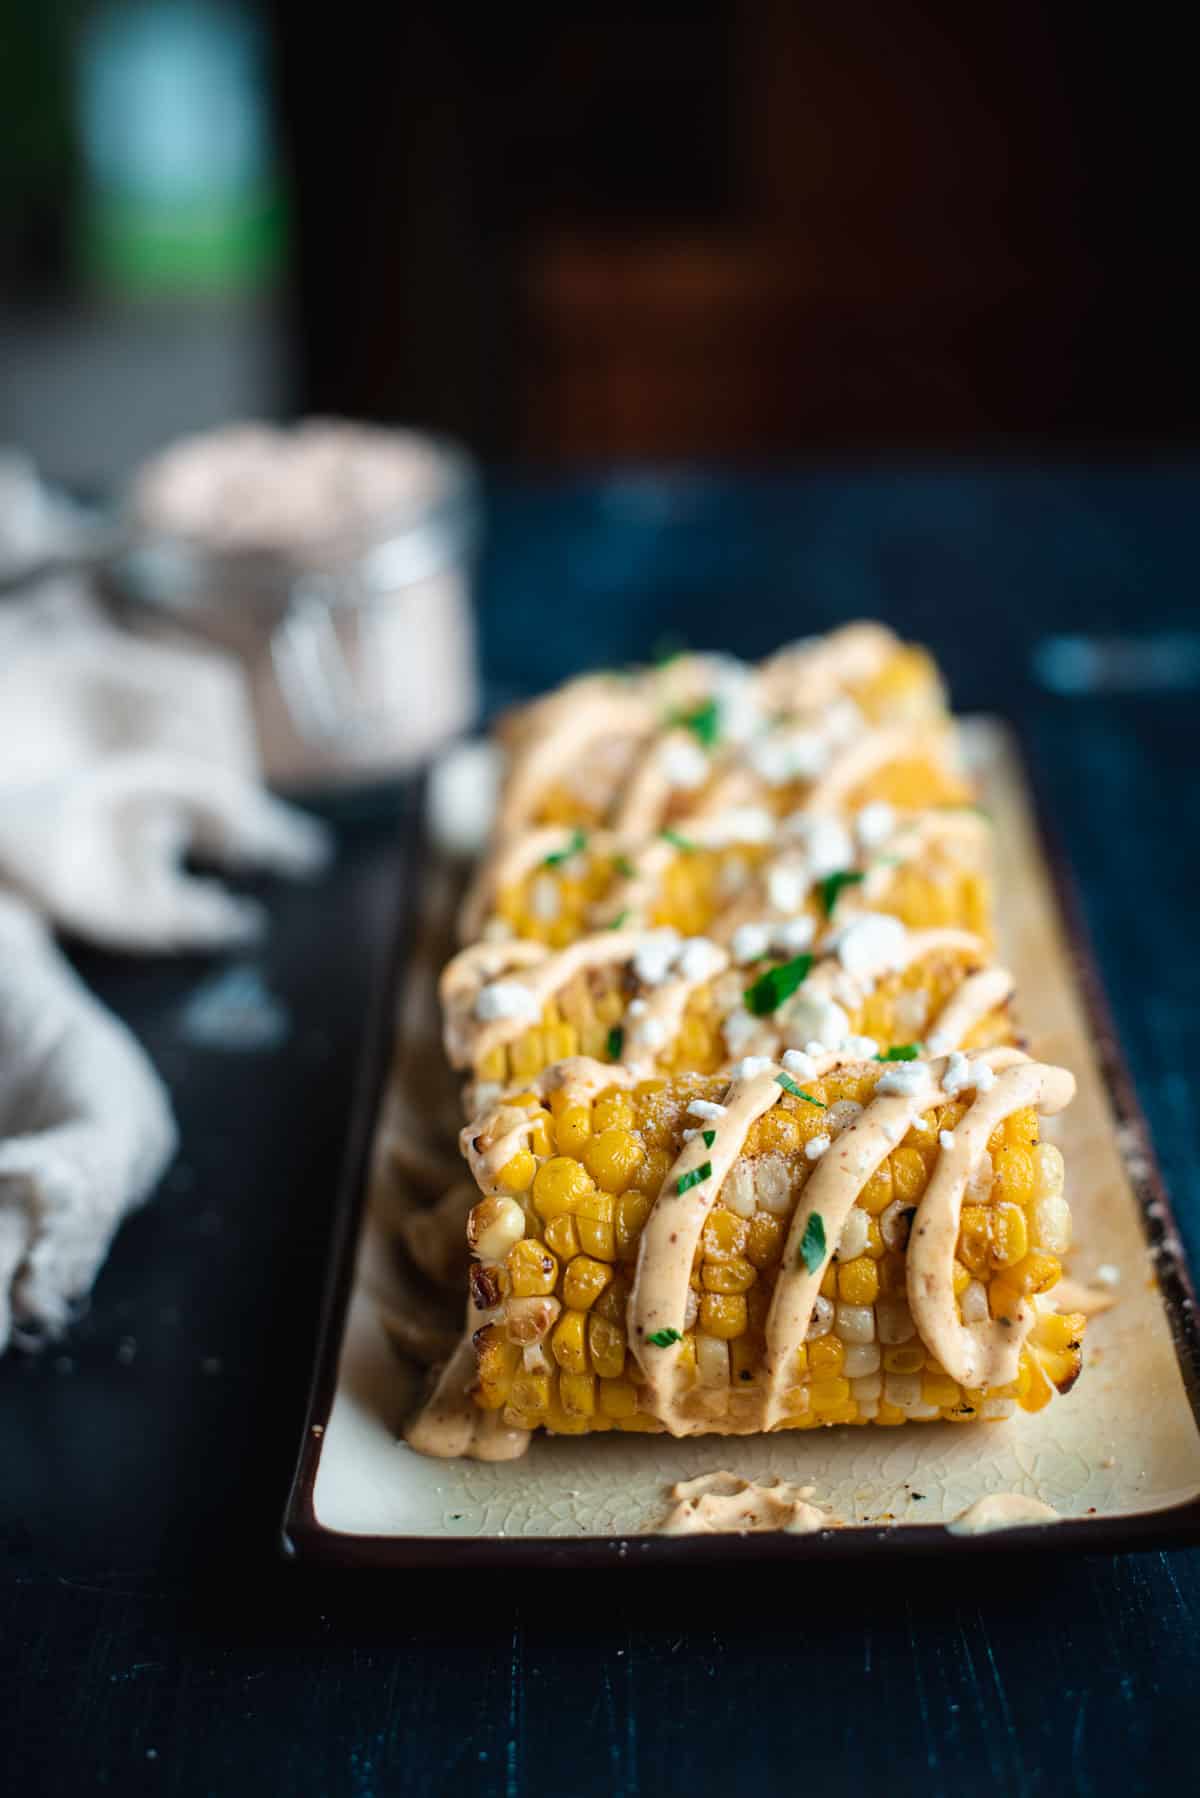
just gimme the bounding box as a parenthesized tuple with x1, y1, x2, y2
(559, 1371, 596, 1416)
(807, 1334, 845, 1377)
(556, 1102, 592, 1154)
(882, 1344, 925, 1374)
(1006, 1250, 1061, 1296)
(952, 1258, 972, 1297)
(533, 1156, 594, 1220)
(819, 1265, 838, 1301)
(702, 1255, 757, 1294)
(504, 1295, 561, 1345)
(837, 1256, 880, 1306)
(989, 1201, 1029, 1268)
(583, 1127, 646, 1194)
(562, 1254, 614, 1310)
(994, 1145, 1036, 1208)
(615, 1190, 653, 1259)
(468, 1195, 527, 1262)
(599, 1380, 639, 1419)
(922, 1372, 961, 1409)
(957, 1203, 991, 1276)
(891, 1147, 927, 1205)
(699, 1293, 748, 1338)
(551, 1307, 589, 1373)
(575, 1188, 616, 1260)
(858, 1162, 893, 1215)
(543, 1213, 580, 1259)
(702, 1210, 748, 1260)
(505, 1238, 557, 1298)
(745, 1211, 785, 1268)
(587, 1313, 626, 1379)
(810, 1376, 852, 1413)
(508, 1369, 550, 1415)
(496, 1150, 536, 1193)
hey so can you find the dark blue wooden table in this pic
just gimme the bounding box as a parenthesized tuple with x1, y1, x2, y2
(4, 466, 1199, 1796)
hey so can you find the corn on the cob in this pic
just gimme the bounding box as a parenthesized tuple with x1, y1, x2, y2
(462, 1053, 1083, 1438)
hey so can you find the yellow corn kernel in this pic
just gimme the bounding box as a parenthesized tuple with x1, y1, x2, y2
(575, 1188, 616, 1261)
(587, 1313, 626, 1379)
(858, 1162, 893, 1215)
(891, 1147, 927, 1205)
(508, 1369, 550, 1415)
(864, 1217, 884, 1258)
(532, 1156, 594, 1220)
(702, 1210, 748, 1260)
(527, 1113, 553, 1158)
(837, 1256, 880, 1306)
(615, 1190, 653, 1260)
(599, 1380, 639, 1419)
(874, 1400, 907, 1425)
(793, 1343, 809, 1377)
(592, 1089, 634, 1131)
(730, 1336, 758, 1386)
(562, 1254, 614, 1310)
(1032, 1310, 1085, 1354)
(817, 1400, 860, 1425)
(745, 1212, 785, 1268)
(496, 1149, 536, 1193)
(952, 1258, 971, 1297)
(592, 1272, 629, 1325)
(474, 1329, 520, 1408)
(551, 1308, 588, 1373)
(989, 1200, 1029, 1269)
(1006, 1250, 1061, 1296)
(543, 1213, 580, 1260)
(756, 1109, 800, 1154)
(809, 1376, 851, 1413)
(1018, 1348, 1054, 1413)
(958, 1203, 991, 1276)
(994, 1144, 1036, 1208)
(702, 1255, 757, 1295)
(509, 1032, 546, 1080)
(807, 1334, 845, 1377)
(1004, 1106, 1039, 1150)
(558, 1370, 596, 1416)
(882, 1344, 925, 1374)
(556, 1102, 592, 1154)
(640, 1148, 671, 1194)
(583, 1128, 645, 1194)
(819, 1265, 838, 1301)
(479, 1045, 507, 1082)
(506, 1238, 558, 1298)
(699, 1293, 748, 1338)
(922, 1372, 961, 1409)
(988, 1278, 1023, 1322)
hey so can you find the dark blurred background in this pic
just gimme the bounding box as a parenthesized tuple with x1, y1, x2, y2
(2, 0, 1196, 487)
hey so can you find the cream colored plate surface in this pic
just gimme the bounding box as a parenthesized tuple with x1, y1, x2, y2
(303, 721, 1200, 1545)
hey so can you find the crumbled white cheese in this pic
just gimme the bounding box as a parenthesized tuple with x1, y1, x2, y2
(825, 697, 864, 744)
(705, 806, 775, 847)
(942, 1050, 971, 1094)
(855, 801, 896, 851)
(773, 915, 815, 955)
(475, 981, 539, 1023)
(783, 993, 849, 1053)
(1096, 1263, 1121, 1288)
(676, 936, 725, 982)
(731, 921, 773, 965)
(706, 657, 761, 743)
(925, 1029, 952, 1056)
(721, 1007, 762, 1055)
(750, 730, 829, 786)
(627, 997, 648, 1018)
(781, 1048, 817, 1080)
(730, 1056, 775, 1080)
(939, 1129, 956, 1151)
(837, 913, 908, 981)
(842, 1034, 879, 1061)
(632, 1015, 668, 1050)
(767, 859, 809, 914)
(687, 1098, 728, 1121)
(805, 1134, 832, 1161)
(972, 1060, 996, 1092)
(661, 737, 711, 791)
(633, 928, 681, 987)
(876, 1061, 931, 1098)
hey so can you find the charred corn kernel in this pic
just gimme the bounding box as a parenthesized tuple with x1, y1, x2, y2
(508, 1369, 550, 1415)
(989, 1200, 1029, 1268)
(583, 1128, 645, 1194)
(702, 1210, 748, 1259)
(474, 1329, 520, 1408)
(988, 1278, 1023, 1322)
(496, 1149, 536, 1193)
(504, 1295, 561, 1345)
(551, 1308, 588, 1373)
(858, 1162, 893, 1215)
(1005, 1106, 1039, 1150)
(1008, 1249, 1061, 1295)
(468, 1195, 527, 1262)
(533, 1156, 594, 1220)
(702, 1255, 757, 1294)
(819, 1265, 838, 1301)
(615, 1190, 653, 1259)
(837, 1256, 880, 1306)
(575, 1188, 616, 1260)
(598, 1379, 639, 1419)
(506, 1238, 558, 1297)
(556, 1102, 592, 1154)
(1019, 1348, 1054, 1412)
(952, 1258, 971, 1297)
(745, 1212, 785, 1268)
(730, 1336, 759, 1384)
(810, 1376, 851, 1412)
(1033, 1310, 1085, 1353)
(700, 1293, 748, 1338)
(883, 1344, 925, 1374)
(543, 1213, 580, 1260)
(891, 1147, 927, 1205)
(922, 1372, 961, 1408)
(807, 1334, 845, 1377)
(559, 1371, 596, 1416)
(587, 1313, 626, 1379)
(562, 1254, 614, 1310)
(592, 1272, 630, 1325)
(958, 1203, 991, 1276)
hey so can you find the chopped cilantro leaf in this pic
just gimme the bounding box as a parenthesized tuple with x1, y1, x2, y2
(606, 1026, 624, 1060)
(614, 854, 636, 878)
(743, 953, 813, 1017)
(608, 910, 630, 929)
(701, 1129, 717, 1149)
(669, 696, 721, 748)
(661, 827, 696, 853)
(544, 828, 587, 868)
(677, 1161, 712, 1195)
(776, 1072, 826, 1107)
(818, 868, 865, 918)
(799, 1213, 827, 1274)
(647, 1327, 682, 1347)
(875, 1043, 922, 1062)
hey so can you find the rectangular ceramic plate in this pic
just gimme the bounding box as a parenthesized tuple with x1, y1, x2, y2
(284, 720, 1200, 1564)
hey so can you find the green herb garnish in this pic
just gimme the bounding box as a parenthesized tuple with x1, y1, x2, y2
(614, 854, 636, 878)
(606, 1026, 624, 1060)
(647, 1327, 682, 1347)
(818, 868, 865, 918)
(743, 954, 813, 1017)
(677, 1161, 712, 1195)
(701, 1129, 717, 1149)
(608, 910, 630, 929)
(776, 1072, 826, 1107)
(799, 1213, 827, 1275)
(669, 696, 721, 748)
(544, 828, 587, 867)
(875, 1043, 922, 1062)
(661, 827, 696, 853)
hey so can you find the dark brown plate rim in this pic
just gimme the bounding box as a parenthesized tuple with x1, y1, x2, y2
(282, 730, 1200, 1566)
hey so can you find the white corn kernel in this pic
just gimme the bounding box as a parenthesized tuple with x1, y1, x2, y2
(884, 1371, 922, 1408)
(754, 1153, 793, 1215)
(880, 1198, 914, 1250)
(838, 1208, 870, 1260)
(855, 1399, 879, 1420)
(723, 1160, 757, 1218)
(1034, 1141, 1066, 1197)
(836, 1302, 876, 1344)
(902, 1400, 940, 1420)
(683, 1287, 700, 1329)
(1032, 1195, 1071, 1256)
(469, 1195, 527, 1262)
(695, 1334, 730, 1387)
(876, 1296, 915, 1344)
(805, 1295, 835, 1340)
(960, 1280, 989, 1324)
(825, 1099, 864, 1136)
(981, 1396, 1016, 1420)
(849, 1368, 882, 1399)
(844, 1344, 881, 1380)
(504, 1295, 561, 1345)
(965, 1152, 994, 1203)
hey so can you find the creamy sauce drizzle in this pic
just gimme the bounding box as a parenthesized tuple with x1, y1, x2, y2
(656, 1470, 829, 1536)
(404, 1315, 530, 1461)
(946, 1493, 1061, 1535)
